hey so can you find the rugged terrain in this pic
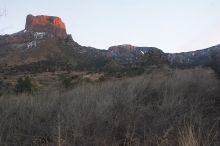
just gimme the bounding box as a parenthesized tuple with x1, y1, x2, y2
(0, 15, 220, 146)
(1, 67, 220, 146)
(1, 15, 219, 72)
(1, 15, 220, 70)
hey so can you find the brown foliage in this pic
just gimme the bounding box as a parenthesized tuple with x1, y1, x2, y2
(0, 67, 219, 146)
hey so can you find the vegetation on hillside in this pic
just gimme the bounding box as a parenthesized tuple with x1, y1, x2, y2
(0, 67, 219, 146)
(14, 76, 35, 94)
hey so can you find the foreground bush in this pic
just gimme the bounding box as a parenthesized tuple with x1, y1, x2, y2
(14, 76, 34, 94)
(0, 67, 219, 146)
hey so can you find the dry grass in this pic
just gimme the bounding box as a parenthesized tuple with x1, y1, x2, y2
(0, 67, 219, 146)
(178, 120, 219, 146)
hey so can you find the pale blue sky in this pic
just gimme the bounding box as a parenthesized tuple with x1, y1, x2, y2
(0, 0, 220, 53)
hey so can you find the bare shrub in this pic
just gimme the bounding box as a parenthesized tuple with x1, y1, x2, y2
(0, 67, 219, 146)
(178, 120, 219, 146)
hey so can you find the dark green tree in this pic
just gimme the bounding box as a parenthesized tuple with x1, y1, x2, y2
(15, 76, 34, 94)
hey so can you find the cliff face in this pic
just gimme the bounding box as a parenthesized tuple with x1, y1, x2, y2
(25, 14, 67, 39)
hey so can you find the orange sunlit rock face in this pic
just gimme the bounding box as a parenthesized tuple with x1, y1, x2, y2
(25, 14, 67, 39)
(31, 16, 49, 26)
(52, 17, 66, 29)
(30, 16, 65, 29)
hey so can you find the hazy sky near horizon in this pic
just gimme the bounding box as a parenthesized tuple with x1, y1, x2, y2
(0, 0, 220, 53)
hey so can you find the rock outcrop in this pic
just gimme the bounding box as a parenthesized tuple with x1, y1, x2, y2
(107, 44, 166, 64)
(25, 14, 67, 39)
(109, 44, 136, 55)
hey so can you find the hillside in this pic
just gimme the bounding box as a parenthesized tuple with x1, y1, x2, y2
(0, 14, 220, 146)
(1, 67, 220, 146)
(1, 14, 220, 74)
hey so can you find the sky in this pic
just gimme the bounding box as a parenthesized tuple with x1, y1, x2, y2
(0, 0, 220, 53)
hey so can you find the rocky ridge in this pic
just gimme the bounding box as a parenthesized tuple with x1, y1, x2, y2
(167, 45, 220, 67)
(0, 14, 220, 71)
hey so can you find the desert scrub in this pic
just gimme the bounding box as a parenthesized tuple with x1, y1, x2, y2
(0, 67, 219, 146)
(14, 76, 36, 94)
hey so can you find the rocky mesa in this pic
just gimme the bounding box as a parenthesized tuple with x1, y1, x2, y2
(0, 15, 69, 47)
(0, 14, 80, 66)
(25, 14, 67, 39)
